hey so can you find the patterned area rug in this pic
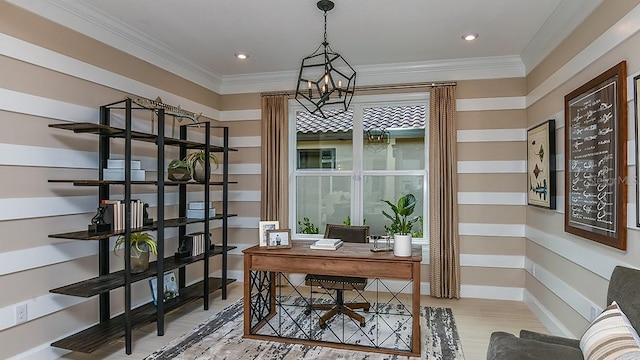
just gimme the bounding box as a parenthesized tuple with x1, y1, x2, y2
(146, 298, 464, 360)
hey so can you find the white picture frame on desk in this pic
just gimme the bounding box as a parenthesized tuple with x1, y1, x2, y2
(258, 220, 279, 247)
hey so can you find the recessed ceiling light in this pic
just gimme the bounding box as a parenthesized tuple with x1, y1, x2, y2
(462, 33, 479, 41)
(235, 53, 249, 60)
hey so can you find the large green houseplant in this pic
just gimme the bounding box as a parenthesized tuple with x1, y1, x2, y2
(185, 150, 219, 182)
(114, 232, 158, 273)
(382, 193, 418, 257)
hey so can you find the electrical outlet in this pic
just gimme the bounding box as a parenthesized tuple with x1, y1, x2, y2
(15, 304, 27, 324)
(590, 305, 599, 321)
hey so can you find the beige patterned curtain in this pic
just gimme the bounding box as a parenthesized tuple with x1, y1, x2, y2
(260, 94, 289, 225)
(429, 85, 460, 299)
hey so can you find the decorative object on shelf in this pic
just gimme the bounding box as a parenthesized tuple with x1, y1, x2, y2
(167, 159, 192, 181)
(104, 158, 146, 181)
(266, 229, 292, 249)
(175, 232, 211, 260)
(382, 193, 418, 257)
(143, 203, 153, 226)
(527, 119, 556, 209)
(258, 220, 279, 247)
(294, 0, 356, 118)
(148, 271, 179, 306)
(185, 150, 219, 182)
(88, 206, 111, 233)
(132, 96, 201, 125)
(564, 61, 627, 250)
(114, 232, 157, 273)
(187, 201, 216, 219)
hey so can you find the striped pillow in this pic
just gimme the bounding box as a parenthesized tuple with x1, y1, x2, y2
(580, 301, 640, 360)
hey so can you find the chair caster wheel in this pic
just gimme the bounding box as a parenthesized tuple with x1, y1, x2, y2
(320, 323, 327, 329)
(364, 307, 370, 312)
(360, 322, 366, 327)
(304, 309, 311, 315)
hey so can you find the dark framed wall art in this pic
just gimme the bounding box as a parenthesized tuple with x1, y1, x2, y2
(634, 74, 640, 227)
(564, 61, 627, 250)
(527, 120, 556, 209)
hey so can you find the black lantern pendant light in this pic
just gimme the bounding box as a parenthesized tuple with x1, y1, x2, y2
(295, 0, 356, 118)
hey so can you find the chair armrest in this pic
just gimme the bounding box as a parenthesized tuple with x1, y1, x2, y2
(519, 330, 580, 349)
(487, 331, 583, 360)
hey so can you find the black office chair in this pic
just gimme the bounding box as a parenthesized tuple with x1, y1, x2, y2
(305, 224, 371, 328)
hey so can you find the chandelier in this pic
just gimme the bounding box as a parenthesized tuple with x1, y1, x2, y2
(295, 0, 356, 118)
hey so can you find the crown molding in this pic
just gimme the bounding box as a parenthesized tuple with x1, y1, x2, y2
(221, 56, 525, 94)
(7, 0, 223, 92)
(11, 0, 525, 95)
(520, 0, 604, 74)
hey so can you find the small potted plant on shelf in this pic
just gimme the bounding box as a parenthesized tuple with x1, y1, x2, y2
(185, 150, 219, 182)
(114, 232, 158, 273)
(167, 159, 192, 181)
(382, 193, 418, 257)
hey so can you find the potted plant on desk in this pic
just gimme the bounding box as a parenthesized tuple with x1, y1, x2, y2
(114, 232, 158, 273)
(382, 193, 418, 257)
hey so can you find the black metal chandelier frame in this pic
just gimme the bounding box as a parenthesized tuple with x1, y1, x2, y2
(295, 0, 356, 118)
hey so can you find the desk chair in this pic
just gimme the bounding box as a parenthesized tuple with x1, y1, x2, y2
(305, 224, 371, 328)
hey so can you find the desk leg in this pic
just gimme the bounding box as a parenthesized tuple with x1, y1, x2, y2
(243, 254, 251, 336)
(412, 261, 421, 355)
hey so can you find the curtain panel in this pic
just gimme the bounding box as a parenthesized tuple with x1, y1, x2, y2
(429, 85, 461, 299)
(260, 95, 289, 226)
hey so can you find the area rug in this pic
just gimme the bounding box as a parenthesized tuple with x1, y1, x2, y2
(146, 298, 464, 360)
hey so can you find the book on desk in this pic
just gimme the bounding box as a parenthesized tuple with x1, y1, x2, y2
(309, 238, 343, 250)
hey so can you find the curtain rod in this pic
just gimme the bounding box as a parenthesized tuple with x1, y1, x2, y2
(260, 81, 456, 97)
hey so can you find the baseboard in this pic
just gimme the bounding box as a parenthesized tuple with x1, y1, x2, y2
(523, 289, 577, 338)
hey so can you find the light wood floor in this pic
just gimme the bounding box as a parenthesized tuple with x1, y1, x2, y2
(60, 282, 548, 360)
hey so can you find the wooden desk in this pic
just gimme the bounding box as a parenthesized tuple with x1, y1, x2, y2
(243, 241, 422, 356)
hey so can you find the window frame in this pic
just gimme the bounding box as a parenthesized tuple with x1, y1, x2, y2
(288, 92, 430, 244)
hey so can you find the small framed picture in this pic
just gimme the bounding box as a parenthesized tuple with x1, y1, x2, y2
(258, 220, 279, 247)
(266, 229, 292, 249)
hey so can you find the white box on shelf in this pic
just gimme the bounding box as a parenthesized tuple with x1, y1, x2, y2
(107, 159, 142, 170)
(187, 208, 216, 219)
(188, 201, 214, 210)
(103, 169, 146, 181)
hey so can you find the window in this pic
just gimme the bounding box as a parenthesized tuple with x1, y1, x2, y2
(290, 94, 428, 239)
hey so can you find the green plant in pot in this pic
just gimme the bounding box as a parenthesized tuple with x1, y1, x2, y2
(185, 150, 219, 182)
(382, 193, 418, 257)
(114, 232, 158, 273)
(167, 159, 192, 181)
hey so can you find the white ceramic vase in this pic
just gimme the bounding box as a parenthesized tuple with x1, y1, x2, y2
(393, 234, 412, 257)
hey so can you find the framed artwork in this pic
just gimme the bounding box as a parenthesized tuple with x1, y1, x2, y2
(564, 61, 627, 250)
(258, 220, 279, 247)
(634, 74, 640, 226)
(527, 119, 556, 209)
(266, 229, 292, 249)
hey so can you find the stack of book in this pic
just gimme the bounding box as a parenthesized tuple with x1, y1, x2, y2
(103, 159, 146, 181)
(309, 238, 343, 250)
(101, 199, 146, 231)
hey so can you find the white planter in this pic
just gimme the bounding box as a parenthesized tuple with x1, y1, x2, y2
(393, 234, 412, 257)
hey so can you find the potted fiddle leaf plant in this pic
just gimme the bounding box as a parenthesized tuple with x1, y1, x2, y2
(185, 150, 219, 182)
(167, 159, 192, 181)
(382, 193, 419, 257)
(114, 232, 158, 273)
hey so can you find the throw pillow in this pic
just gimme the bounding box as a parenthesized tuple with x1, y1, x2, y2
(580, 301, 640, 360)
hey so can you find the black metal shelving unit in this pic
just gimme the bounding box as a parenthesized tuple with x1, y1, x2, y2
(47, 99, 237, 354)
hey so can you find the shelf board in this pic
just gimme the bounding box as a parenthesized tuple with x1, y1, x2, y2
(49, 122, 238, 152)
(51, 277, 235, 353)
(48, 215, 238, 240)
(50, 245, 236, 297)
(48, 179, 238, 186)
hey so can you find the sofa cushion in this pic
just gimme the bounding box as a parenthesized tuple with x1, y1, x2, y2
(580, 301, 640, 360)
(487, 331, 583, 360)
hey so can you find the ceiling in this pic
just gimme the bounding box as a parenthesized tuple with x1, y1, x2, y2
(10, 0, 604, 93)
